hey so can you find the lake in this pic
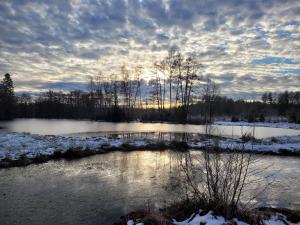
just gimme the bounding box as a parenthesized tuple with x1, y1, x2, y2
(0, 151, 299, 225)
(1, 119, 300, 138)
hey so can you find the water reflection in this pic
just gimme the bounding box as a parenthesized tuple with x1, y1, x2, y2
(0, 118, 299, 138)
(84, 131, 202, 142)
(0, 151, 299, 225)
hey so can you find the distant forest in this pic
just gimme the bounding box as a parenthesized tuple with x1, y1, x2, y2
(1, 51, 300, 123)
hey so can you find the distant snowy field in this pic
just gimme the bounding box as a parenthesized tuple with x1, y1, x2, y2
(214, 121, 300, 130)
(0, 131, 300, 165)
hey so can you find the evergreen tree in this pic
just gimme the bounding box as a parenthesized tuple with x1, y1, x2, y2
(0, 80, 4, 119)
(261, 92, 268, 104)
(0, 73, 15, 120)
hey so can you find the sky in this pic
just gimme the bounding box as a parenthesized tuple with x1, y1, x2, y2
(0, 0, 299, 99)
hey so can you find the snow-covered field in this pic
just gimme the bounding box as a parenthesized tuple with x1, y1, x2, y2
(0, 131, 300, 167)
(127, 210, 299, 225)
(214, 121, 300, 130)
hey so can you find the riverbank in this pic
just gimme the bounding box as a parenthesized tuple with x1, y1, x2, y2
(1, 132, 300, 168)
(114, 205, 300, 225)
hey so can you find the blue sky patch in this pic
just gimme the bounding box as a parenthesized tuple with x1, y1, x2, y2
(274, 69, 300, 75)
(251, 57, 300, 65)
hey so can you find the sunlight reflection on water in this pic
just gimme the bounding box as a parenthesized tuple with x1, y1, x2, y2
(0, 118, 300, 138)
(0, 151, 299, 225)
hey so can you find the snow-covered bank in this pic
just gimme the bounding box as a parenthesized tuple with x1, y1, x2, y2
(214, 121, 300, 130)
(0, 132, 150, 166)
(189, 135, 300, 154)
(1, 132, 300, 167)
(173, 210, 299, 225)
(124, 209, 299, 225)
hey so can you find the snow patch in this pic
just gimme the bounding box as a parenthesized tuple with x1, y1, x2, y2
(172, 211, 298, 225)
(214, 121, 300, 130)
(127, 211, 299, 225)
(173, 211, 225, 225)
(127, 220, 143, 225)
(189, 135, 300, 154)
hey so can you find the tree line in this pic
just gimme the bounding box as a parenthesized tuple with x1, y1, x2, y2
(1, 50, 299, 123)
(12, 50, 211, 123)
(190, 92, 300, 123)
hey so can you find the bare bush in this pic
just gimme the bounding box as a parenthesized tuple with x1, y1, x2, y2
(176, 145, 274, 219)
(241, 132, 255, 142)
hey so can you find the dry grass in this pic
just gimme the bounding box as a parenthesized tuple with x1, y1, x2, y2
(113, 208, 172, 225)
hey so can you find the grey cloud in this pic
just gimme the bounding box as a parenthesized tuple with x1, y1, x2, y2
(15, 80, 87, 92)
(0, 0, 299, 98)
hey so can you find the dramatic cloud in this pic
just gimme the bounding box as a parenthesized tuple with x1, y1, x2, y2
(0, 0, 299, 99)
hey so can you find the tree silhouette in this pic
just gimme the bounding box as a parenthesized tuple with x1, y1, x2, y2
(0, 73, 15, 120)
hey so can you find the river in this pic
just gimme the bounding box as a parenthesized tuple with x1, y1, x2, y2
(1, 119, 300, 138)
(0, 151, 299, 225)
(0, 119, 300, 224)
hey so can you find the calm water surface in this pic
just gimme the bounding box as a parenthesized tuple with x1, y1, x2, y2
(0, 151, 299, 225)
(1, 118, 300, 138)
(1, 119, 300, 224)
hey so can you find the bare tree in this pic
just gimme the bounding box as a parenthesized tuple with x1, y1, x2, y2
(157, 49, 177, 111)
(202, 76, 219, 124)
(110, 73, 119, 108)
(154, 61, 166, 111)
(150, 69, 164, 119)
(173, 52, 184, 110)
(94, 72, 105, 111)
(133, 66, 143, 110)
(120, 65, 132, 109)
(176, 55, 201, 122)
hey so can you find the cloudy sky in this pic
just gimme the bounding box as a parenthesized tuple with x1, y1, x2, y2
(0, 0, 299, 99)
